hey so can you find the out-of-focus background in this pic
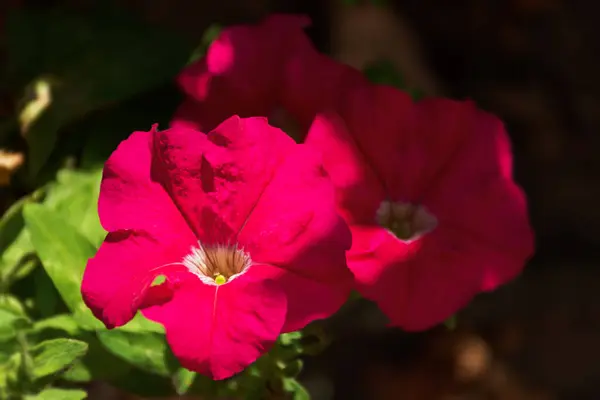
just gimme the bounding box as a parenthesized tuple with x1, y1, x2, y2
(2, 1, 600, 399)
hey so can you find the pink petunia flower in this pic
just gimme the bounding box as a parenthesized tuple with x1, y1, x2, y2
(81, 116, 352, 380)
(172, 14, 365, 137)
(304, 86, 535, 331)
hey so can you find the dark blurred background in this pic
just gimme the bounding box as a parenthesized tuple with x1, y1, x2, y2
(2, 1, 600, 399)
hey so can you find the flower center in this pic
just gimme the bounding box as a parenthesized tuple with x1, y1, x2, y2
(182, 243, 251, 285)
(376, 200, 438, 242)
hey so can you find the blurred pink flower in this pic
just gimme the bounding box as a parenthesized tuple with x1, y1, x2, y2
(305, 87, 535, 331)
(172, 14, 365, 136)
(81, 116, 352, 380)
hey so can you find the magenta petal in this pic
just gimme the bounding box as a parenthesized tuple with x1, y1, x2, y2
(282, 50, 367, 130)
(422, 105, 534, 285)
(251, 264, 351, 332)
(153, 116, 296, 244)
(81, 230, 189, 329)
(340, 84, 416, 196)
(349, 223, 525, 331)
(98, 128, 195, 252)
(238, 145, 353, 330)
(305, 113, 385, 224)
(239, 144, 351, 282)
(175, 15, 313, 132)
(374, 229, 500, 331)
(142, 271, 286, 380)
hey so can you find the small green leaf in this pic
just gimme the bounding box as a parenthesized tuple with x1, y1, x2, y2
(280, 358, 303, 378)
(30, 338, 88, 380)
(283, 378, 310, 400)
(187, 24, 222, 64)
(32, 315, 81, 337)
(0, 309, 30, 342)
(174, 367, 197, 395)
(0, 295, 30, 341)
(0, 196, 35, 286)
(0, 294, 27, 317)
(0, 352, 22, 393)
(23, 203, 102, 329)
(279, 331, 303, 347)
(24, 388, 87, 400)
(97, 330, 178, 377)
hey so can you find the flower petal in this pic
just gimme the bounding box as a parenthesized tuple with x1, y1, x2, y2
(239, 144, 351, 282)
(142, 270, 286, 380)
(419, 102, 534, 288)
(237, 144, 353, 330)
(153, 116, 296, 244)
(82, 230, 190, 329)
(175, 15, 312, 131)
(339, 84, 416, 197)
(340, 97, 534, 330)
(367, 227, 507, 331)
(282, 51, 367, 131)
(304, 113, 385, 224)
(98, 128, 194, 251)
(251, 264, 351, 332)
(346, 226, 411, 318)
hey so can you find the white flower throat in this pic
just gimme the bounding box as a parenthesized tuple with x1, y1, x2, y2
(376, 200, 438, 242)
(182, 242, 252, 285)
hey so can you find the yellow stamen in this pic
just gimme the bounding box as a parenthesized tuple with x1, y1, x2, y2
(214, 274, 227, 285)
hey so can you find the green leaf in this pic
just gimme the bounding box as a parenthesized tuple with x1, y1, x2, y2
(174, 367, 196, 395)
(43, 168, 105, 247)
(7, 10, 192, 176)
(0, 195, 36, 286)
(32, 266, 63, 318)
(0, 294, 27, 317)
(23, 199, 165, 334)
(97, 330, 178, 377)
(24, 388, 87, 400)
(0, 309, 30, 342)
(32, 315, 81, 337)
(23, 203, 102, 329)
(61, 333, 131, 383)
(0, 352, 22, 394)
(279, 331, 303, 347)
(0, 295, 30, 341)
(283, 378, 310, 400)
(30, 338, 88, 380)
